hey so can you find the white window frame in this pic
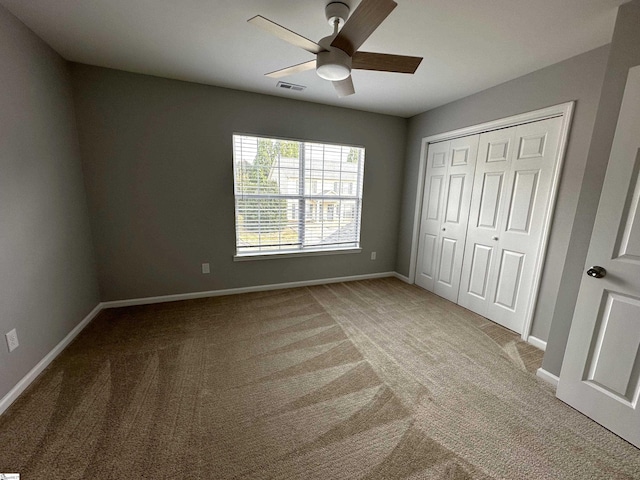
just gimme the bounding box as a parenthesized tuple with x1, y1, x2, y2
(232, 134, 365, 260)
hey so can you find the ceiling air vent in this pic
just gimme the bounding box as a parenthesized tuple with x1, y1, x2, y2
(276, 81, 306, 92)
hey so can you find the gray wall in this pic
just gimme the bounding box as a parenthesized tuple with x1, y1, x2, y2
(396, 45, 610, 344)
(0, 6, 99, 400)
(543, 0, 640, 375)
(70, 65, 407, 301)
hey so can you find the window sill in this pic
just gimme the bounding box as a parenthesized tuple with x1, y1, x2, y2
(234, 247, 362, 262)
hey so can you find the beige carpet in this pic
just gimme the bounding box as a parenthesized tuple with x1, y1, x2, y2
(1, 278, 638, 479)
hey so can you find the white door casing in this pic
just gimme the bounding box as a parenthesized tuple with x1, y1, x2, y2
(458, 117, 563, 333)
(415, 135, 479, 302)
(557, 66, 640, 448)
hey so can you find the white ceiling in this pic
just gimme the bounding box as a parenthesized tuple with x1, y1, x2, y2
(0, 0, 627, 117)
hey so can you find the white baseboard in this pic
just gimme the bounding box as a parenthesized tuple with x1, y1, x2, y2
(102, 272, 397, 308)
(526, 335, 547, 351)
(0, 303, 103, 416)
(393, 272, 412, 284)
(537, 367, 559, 388)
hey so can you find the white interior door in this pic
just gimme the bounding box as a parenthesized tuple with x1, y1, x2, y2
(557, 66, 640, 448)
(457, 128, 514, 318)
(415, 136, 479, 302)
(415, 141, 449, 291)
(458, 117, 562, 333)
(434, 136, 479, 301)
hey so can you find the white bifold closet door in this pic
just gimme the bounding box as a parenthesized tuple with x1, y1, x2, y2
(458, 117, 563, 333)
(415, 135, 480, 302)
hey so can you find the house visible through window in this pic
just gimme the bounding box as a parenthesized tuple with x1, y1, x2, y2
(232, 134, 365, 256)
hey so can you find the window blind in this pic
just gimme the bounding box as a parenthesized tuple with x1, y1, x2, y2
(232, 134, 365, 255)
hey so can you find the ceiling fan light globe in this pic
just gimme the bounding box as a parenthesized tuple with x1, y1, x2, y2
(317, 63, 350, 81)
(316, 48, 352, 81)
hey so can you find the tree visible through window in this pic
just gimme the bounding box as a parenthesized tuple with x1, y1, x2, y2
(233, 135, 365, 255)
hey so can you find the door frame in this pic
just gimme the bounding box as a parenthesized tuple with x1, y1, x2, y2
(408, 102, 574, 343)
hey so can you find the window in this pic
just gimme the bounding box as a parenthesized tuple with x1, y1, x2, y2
(233, 134, 365, 256)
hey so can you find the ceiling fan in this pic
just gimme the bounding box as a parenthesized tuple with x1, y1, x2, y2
(248, 0, 423, 97)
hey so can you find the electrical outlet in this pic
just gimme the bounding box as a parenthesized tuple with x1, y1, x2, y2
(202, 263, 210, 274)
(371, 251, 377, 260)
(5, 329, 19, 353)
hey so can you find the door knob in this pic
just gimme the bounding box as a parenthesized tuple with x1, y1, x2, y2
(492, 236, 499, 241)
(586, 266, 606, 278)
(442, 227, 446, 231)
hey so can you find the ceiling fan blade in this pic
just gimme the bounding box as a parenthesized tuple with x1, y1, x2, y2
(352, 51, 422, 74)
(248, 15, 323, 54)
(333, 76, 355, 97)
(330, 0, 397, 56)
(266, 60, 317, 78)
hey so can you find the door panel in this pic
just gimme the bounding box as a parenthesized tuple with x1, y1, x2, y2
(493, 250, 524, 311)
(426, 176, 444, 220)
(445, 175, 465, 224)
(459, 128, 515, 317)
(518, 132, 547, 159)
(459, 117, 562, 333)
(488, 118, 561, 332)
(477, 173, 504, 229)
(558, 66, 640, 447)
(416, 135, 480, 301)
(437, 237, 457, 286)
(451, 147, 470, 165)
(434, 136, 480, 301)
(586, 292, 640, 401)
(506, 170, 539, 233)
(467, 244, 493, 300)
(415, 141, 449, 291)
(419, 233, 437, 280)
(486, 140, 510, 162)
(616, 163, 640, 260)
(432, 150, 447, 168)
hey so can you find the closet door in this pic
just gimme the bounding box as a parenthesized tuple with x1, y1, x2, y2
(458, 117, 563, 332)
(416, 135, 479, 302)
(458, 128, 515, 317)
(415, 141, 449, 291)
(434, 136, 479, 301)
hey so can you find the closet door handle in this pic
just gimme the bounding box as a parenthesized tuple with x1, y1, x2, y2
(492, 236, 499, 241)
(442, 228, 446, 231)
